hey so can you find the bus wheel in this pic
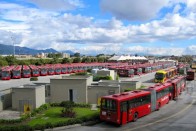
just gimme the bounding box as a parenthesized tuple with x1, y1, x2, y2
(133, 113, 138, 122)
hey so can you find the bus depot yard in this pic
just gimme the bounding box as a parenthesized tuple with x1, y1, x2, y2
(0, 61, 194, 130)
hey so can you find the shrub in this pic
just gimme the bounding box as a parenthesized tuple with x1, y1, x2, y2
(61, 101, 76, 118)
(74, 72, 87, 76)
(93, 75, 113, 81)
(30, 77, 38, 81)
(124, 88, 134, 92)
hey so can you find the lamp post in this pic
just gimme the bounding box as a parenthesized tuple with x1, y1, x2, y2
(10, 32, 15, 57)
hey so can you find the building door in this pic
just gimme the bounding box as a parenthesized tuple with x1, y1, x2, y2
(69, 89, 73, 102)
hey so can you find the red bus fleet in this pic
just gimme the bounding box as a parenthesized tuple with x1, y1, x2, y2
(100, 75, 186, 125)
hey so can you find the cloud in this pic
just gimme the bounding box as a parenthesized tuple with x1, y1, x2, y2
(100, 0, 169, 21)
(184, 45, 196, 55)
(186, 0, 196, 12)
(27, 0, 84, 11)
(1, 1, 196, 55)
(126, 46, 184, 56)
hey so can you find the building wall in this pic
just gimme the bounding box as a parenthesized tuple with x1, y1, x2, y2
(12, 88, 36, 111)
(0, 89, 12, 111)
(88, 86, 120, 104)
(97, 70, 116, 80)
(50, 78, 88, 103)
(120, 81, 141, 92)
(98, 80, 141, 92)
(35, 86, 45, 108)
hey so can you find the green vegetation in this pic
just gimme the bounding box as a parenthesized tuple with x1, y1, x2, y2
(71, 72, 88, 76)
(30, 77, 38, 81)
(0, 102, 99, 131)
(28, 107, 98, 127)
(93, 75, 113, 81)
(124, 87, 135, 92)
(139, 85, 146, 89)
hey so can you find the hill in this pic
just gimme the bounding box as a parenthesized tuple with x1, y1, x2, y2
(0, 44, 59, 55)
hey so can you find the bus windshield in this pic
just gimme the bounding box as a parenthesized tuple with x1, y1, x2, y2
(101, 99, 116, 111)
(13, 71, 20, 76)
(2, 71, 10, 77)
(23, 70, 30, 74)
(155, 73, 165, 80)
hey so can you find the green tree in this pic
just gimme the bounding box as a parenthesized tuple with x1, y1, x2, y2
(73, 57, 81, 63)
(73, 52, 80, 57)
(97, 57, 105, 62)
(0, 59, 8, 66)
(17, 60, 30, 65)
(62, 58, 72, 63)
(50, 57, 59, 64)
(4, 56, 17, 65)
(82, 57, 91, 63)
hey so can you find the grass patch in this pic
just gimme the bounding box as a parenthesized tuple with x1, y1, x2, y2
(28, 107, 99, 127)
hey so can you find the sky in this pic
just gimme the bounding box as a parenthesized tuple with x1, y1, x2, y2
(0, 0, 196, 56)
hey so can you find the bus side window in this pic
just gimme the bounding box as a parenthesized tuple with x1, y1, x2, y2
(121, 101, 128, 112)
(128, 99, 135, 109)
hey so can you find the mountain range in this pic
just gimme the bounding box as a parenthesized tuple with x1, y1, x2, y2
(0, 44, 74, 55)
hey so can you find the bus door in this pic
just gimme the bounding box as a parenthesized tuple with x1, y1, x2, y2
(150, 90, 157, 111)
(120, 101, 128, 125)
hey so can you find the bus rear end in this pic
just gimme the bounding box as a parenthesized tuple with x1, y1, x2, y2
(100, 98, 120, 124)
(186, 70, 195, 80)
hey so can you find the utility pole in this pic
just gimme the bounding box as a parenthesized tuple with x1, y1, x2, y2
(10, 32, 15, 57)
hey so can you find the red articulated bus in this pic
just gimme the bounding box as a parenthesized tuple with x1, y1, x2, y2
(146, 83, 171, 111)
(167, 76, 186, 100)
(100, 76, 186, 125)
(100, 90, 151, 125)
(29, 65, 40, 77)
(12, 65, 22, 79)
(1, 65, 15, 80)
(22, 65, 31, 78)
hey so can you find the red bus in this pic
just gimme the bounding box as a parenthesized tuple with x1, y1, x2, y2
(54, 64, 62, 75)
(100, 90, 151, 125)
(100, 82, 173, 125)
(186, 70, 195, 80)
(1, 66, 15, 80)
(147, 83, 171, 110)
(22, 65, 31, 78)
(47, 65, 55, 75)
(29, 65, 40, 77)
(61, 65, 68, 74)
(12, 65, 22, 79)
(38, 65, 48, 76)
(166, 76, 186, 100)
(118, 68, 134, 77)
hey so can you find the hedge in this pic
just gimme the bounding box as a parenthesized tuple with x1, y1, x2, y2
(30, 77, 38, 81)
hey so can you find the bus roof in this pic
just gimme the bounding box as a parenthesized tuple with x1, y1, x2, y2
(156, 70, 166, 74)
(101, 90, 150, 101)
(147, 82, 171, 92)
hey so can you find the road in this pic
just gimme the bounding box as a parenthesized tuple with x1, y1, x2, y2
(0, 75, 63, 91)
